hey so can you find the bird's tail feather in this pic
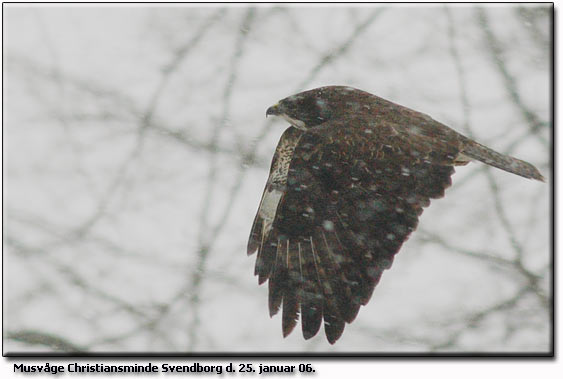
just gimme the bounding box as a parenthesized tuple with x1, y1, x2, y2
(462, 141, 545, 182)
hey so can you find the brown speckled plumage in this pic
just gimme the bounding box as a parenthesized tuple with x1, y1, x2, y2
(248, 86, 544, 344)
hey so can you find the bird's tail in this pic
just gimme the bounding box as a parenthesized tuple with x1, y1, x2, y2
(462, 141, 545, 182)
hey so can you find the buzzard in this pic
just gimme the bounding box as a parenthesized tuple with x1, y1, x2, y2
(247, 86, 544, 344)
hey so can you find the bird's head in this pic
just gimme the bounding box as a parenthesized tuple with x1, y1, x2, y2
(266, 86, 369, 130)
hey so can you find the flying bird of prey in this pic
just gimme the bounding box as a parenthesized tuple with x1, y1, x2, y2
(247, 86, 544, 344)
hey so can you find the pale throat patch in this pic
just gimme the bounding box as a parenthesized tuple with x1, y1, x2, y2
(280, 113, 307, 131)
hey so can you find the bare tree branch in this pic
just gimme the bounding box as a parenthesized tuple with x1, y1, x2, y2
(5, 330, 86, 353)
(476, 7, 548, 146)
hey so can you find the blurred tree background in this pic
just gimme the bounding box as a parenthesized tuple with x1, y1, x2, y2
(3, 4, 551, 352)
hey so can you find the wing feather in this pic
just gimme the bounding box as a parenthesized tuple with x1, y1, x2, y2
(247, 209, 263, 256)
(267, 237, 285, 317)
(314, 229, 346, 344)
(299, 237, 323, 339)
(282, 239, 299, 337)
(249, 127, 302, 287)
(249, 116, 457, 343)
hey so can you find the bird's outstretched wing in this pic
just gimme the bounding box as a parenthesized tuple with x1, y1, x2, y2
(248, 117, 457, 344)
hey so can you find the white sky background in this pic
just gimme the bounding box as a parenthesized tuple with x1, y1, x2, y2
(3, 4, 551, 353)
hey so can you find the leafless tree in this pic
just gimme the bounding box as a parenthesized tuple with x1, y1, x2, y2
(3, 4, 551, 353)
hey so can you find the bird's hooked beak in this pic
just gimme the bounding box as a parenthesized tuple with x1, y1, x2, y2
(266, 102, 307, 130)
(266, 103, 280, 117)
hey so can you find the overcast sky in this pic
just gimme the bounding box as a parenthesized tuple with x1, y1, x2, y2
(3, 4, 551, 353)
